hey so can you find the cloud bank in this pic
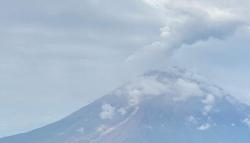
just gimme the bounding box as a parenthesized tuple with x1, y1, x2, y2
(1, 0, 250, 137)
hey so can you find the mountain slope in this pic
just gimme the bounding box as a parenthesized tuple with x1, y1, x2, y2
(1, 68, 250, 143)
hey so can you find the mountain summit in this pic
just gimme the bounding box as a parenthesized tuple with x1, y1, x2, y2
(1, 67, 250, 143)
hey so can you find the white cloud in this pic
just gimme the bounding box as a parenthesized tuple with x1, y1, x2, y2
(125, 76, 169, 105)
(96, 124, 107, 132)
(187, 115, 198, 124)
(202, 94, 215, 115)
(202, 94, 215, 105)
(99, 104, 116, 120)
(118, 108, 127, 116)
(197, 123, 211, 130)
(242, 117, 250, 128)
(173, 79, 203, 101)
(76, 127, 85, 133)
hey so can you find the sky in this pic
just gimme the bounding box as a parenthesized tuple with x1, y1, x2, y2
(0, 0, 250, 137)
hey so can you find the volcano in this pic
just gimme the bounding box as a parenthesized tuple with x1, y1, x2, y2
(1, 68, 250, 143)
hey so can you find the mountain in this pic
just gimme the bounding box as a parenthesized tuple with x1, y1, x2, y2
(1, 67, 250, 143)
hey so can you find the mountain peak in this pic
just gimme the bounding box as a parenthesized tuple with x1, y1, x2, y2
(1, 68, 250, 143)
(114, 67, 225, 108)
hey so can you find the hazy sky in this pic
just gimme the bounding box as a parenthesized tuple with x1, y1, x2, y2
(1, 0, 250, 137)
